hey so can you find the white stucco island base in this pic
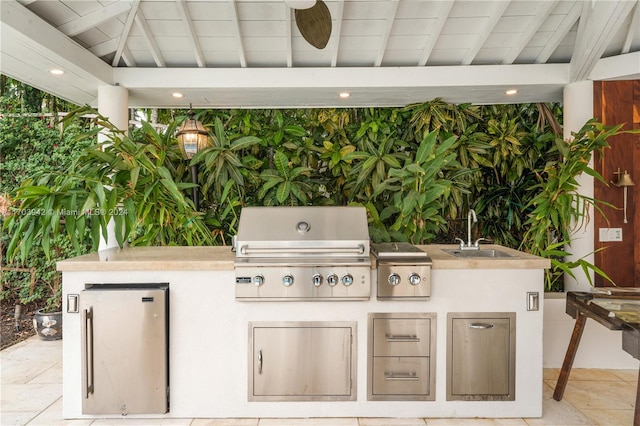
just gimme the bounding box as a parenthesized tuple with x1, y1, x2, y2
(58, 244, 548, 420)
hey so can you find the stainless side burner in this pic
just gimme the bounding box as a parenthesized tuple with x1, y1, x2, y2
(372, 242, 432, 300)
(234, 206, 371, 301)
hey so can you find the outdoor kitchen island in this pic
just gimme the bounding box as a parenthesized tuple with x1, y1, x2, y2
(57, 243, 549, 420)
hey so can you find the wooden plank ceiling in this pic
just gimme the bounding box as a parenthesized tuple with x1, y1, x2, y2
(1, 0, 639, 107)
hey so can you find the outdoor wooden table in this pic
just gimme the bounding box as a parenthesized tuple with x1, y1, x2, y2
(553, 290, 640, 426)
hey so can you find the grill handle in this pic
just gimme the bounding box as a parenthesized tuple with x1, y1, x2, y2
(240, 245, 365, 255)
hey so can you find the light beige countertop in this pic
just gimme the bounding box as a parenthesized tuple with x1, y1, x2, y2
(421, 244, 550, 270)
(57, 244, 549, 272)
(57, 246, 235, 271)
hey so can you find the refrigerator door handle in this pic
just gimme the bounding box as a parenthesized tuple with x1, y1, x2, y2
(82, 307, 94, 398)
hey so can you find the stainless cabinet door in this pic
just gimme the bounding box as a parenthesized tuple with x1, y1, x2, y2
(447, 312, 515, 401)
(81, 286, 168, 414)
(250, 323, 355, 401)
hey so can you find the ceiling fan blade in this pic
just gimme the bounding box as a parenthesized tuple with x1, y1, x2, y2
(295, 0, 332, 49)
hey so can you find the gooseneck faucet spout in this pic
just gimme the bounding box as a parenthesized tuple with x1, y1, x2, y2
(455, 209, 483, 250)
(467, 209, 477, 248)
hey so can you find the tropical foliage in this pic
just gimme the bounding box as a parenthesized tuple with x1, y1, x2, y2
(522, 120, 625, 290)
(4, 107, 219, 262)
(3, 88, 628, 293)
(0, 82, 92, 310)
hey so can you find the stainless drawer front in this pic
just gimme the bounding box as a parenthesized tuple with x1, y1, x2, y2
(372, 357, 430, 396)
(368, 313, 436, 401)
(373, 318, 431, 357)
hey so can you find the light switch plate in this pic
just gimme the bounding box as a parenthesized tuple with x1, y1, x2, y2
(67, 294, 79, 313)
(599, 228, 623, 242)
(527, 292, 539, 311)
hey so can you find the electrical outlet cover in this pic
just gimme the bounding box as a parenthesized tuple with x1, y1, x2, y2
(599, 228, 623, 242)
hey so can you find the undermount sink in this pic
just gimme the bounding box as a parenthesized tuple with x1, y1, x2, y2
(444, 249, 515, 258)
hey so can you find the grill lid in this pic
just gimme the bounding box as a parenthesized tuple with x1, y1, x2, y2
(234, 206, 370, 258)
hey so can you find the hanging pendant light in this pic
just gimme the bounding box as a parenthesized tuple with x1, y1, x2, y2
(176, 104, 209, 159)
(176, 104, 209, 210)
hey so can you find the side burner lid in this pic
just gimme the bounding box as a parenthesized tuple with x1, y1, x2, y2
(371, 242, 430, 259)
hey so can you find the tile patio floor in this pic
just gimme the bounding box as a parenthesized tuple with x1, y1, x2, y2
(1, 336, 637, 425)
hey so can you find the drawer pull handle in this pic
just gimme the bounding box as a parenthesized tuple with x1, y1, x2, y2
(385, 372, 419, 381)
(385, 334, 420, 342)
(469, 322, 494, 329)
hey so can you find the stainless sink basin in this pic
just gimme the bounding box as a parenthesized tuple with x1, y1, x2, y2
(444, 249, 515, 258)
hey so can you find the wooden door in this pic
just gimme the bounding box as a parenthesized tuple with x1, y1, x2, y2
(593, 80, 640, 287)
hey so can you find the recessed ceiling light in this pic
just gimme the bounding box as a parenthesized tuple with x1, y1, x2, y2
(49, 69, 64, 75)
(339, 92, 350, 98)
(505, 89, 518, 96)
(172, 92, 184, 98)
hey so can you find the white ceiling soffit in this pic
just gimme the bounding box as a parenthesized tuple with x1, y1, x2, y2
(1, 0, 639, 109)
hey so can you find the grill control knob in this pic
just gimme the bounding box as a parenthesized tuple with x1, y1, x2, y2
(282, 275, 294, 287)
(408, 273, 421, 286)
(341, 274, 354, 286)
(312, 274, 323, 287)
(327, 274, 339, 286)
(252, 275, 265, 287)
(388, 273, 401, 286)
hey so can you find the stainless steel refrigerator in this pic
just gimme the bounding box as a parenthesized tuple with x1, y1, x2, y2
(80, 284, 169, 415)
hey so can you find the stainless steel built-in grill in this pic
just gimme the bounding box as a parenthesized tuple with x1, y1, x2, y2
(234, 206, 372, 301)
(372, 242, 432, 300)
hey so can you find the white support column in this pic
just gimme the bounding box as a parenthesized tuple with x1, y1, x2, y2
(563, 80, 594, 292)
(97, 85, 128, 251)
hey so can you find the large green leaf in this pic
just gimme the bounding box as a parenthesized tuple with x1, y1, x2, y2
(274, 150, 290, 179)
(276, 181, 291, 203)
(415, 130, 437, 163)
(231, 135, 262, 151)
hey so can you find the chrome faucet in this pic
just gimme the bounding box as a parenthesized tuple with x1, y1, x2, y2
(455, 209, 487, 250)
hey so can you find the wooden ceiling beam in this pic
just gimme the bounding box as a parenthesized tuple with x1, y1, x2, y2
(418, 0, 455, 67)
(230, 0, 247, 68)
(176, 0, 206, 67)
(502, 1, 558, 65)
(535, 2, 581, 64)
(374, 0, 399, 67)
(570, 0, 636, 81)
(621, 2, 639, 54)
(286, 5, 293, 67)
(330, 0, 345, 68)
(56, 1, 131, 37)
(461, 1, 509, 65)
(134, 7, 166, 68)
(112, 0, 139, 67)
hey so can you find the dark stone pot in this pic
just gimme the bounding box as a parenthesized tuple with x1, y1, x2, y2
(33, 309, 62, 340)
